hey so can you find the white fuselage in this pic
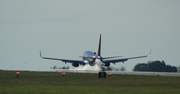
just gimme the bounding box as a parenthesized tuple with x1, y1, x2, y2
(82, 51, 95, 63)
(81, 51, 103, 71)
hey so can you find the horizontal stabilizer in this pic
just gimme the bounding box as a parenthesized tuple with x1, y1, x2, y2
(79, 56, 123, 59)
(101, 56, 123, 59)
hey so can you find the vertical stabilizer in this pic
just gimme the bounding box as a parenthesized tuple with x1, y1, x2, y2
(97, 34, 101, 56)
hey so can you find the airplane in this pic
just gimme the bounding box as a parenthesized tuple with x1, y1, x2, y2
(40, 34, 151, 71)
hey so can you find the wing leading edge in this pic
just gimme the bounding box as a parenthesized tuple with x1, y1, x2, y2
(40, 50, 85, 65)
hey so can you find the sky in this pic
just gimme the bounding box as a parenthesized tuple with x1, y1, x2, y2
(0, 0, 180, 71)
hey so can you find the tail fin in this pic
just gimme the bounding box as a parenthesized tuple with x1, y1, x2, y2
(97, 34, 101, 56)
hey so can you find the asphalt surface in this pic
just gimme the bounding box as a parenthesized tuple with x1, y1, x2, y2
(52, 70, 180, 77)
(2, 69, 180, 77)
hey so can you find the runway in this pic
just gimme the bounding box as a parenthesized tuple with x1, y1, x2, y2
(2, 69, 180, 77)
(49, 69, 180, 77)
(108, 71, 180, 77)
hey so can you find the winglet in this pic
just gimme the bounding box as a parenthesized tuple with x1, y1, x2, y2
(97, 34, 101, 56)
(149, 48, 152, 56)
(39, 50, 42, 58)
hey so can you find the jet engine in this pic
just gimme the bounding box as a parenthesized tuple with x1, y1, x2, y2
(72, 63, 79, 67)
(104, 63, 110, 67)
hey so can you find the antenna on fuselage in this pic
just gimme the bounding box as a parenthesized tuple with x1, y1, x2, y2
(97, 34, 101, 56)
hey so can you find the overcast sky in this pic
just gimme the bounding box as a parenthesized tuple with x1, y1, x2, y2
(0, 0, 180, 71)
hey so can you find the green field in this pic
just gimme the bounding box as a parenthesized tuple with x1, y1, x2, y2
(0, 70, 180, 94)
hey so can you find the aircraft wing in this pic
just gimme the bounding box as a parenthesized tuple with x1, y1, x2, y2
(40, 50, 85, 65)
(103, 55, 149, 64)
(103, 50, 151, 64)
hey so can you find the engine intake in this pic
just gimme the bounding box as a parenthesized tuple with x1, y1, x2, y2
(104, 63, 110, 67)
(72, 63, 79, 67)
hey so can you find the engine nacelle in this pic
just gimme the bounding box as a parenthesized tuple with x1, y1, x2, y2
(89, 62, 95, 66)
(72, 63, 79, 67)
(104, 63, 110, 67)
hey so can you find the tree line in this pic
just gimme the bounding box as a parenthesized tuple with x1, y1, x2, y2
(133, 60, 177, 72)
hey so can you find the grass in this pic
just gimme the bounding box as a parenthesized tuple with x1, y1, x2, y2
(0, 70, 180, 94)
